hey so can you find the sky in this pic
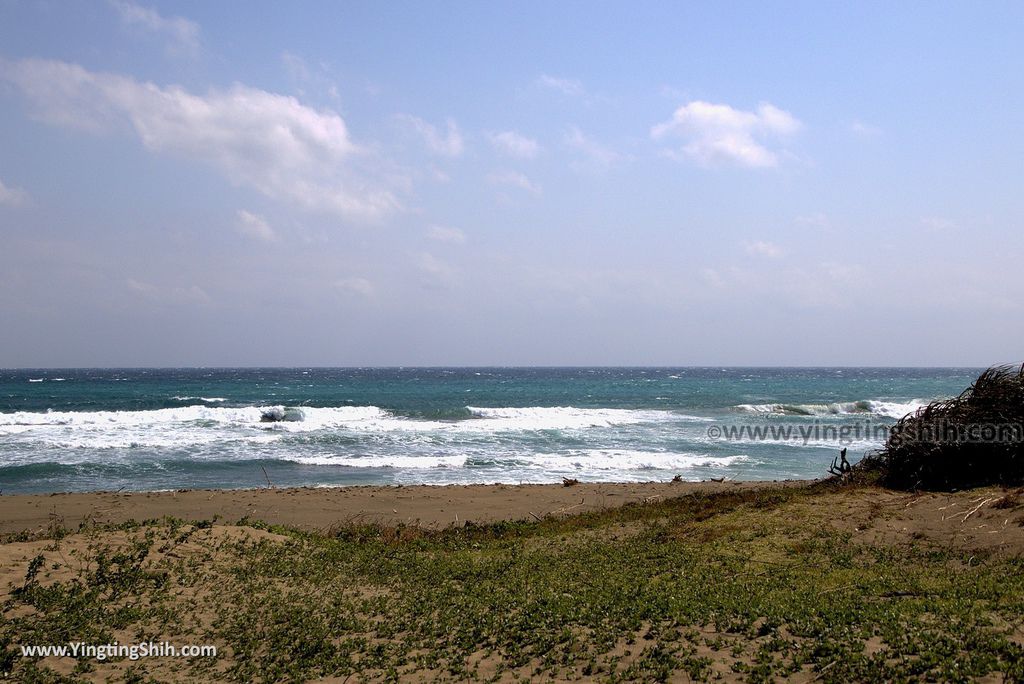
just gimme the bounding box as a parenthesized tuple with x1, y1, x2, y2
(0, 1, 1022, 367)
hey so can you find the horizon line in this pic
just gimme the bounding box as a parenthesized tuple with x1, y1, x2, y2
(1, 364, 1000, 371)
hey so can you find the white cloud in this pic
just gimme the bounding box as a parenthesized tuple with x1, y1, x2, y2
(109, 0, 200, 57)
(281, 51, 340, 103)
(701, 268, 726, 289)
(487, 131, 540, 159)
(396, 114, 464, 157)
(426, 225, 466, 244)
(537, 74, 585, 97)
(565, 126, 620, 172)
(126, 278, 212, 305)
(796, 213, 831, 229)
(921, 216, 956, 232)
(335, 277, 374, 298)
(818, 261, 864, 283)
(651, 101, 800, 168)
(849, 120, 881, 137)
(487, 170, 541, 195)
(281, 51, 311, 84)
(743, 240, 784, 258)
(0, 179, 29, 207)
(0, 58, 397, 220)
(417, 252, 456, 288)
(235, 210, 276, 242)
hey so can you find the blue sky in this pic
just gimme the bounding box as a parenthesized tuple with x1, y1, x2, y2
(0, 1, 1021, 367)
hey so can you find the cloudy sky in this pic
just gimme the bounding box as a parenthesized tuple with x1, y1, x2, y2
(1, 1, 1021, 367)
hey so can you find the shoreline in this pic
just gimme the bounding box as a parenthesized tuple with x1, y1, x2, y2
(0, 479, 808, 535)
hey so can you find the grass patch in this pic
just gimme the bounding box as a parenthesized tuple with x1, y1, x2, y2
(3, 483, 1024, 682)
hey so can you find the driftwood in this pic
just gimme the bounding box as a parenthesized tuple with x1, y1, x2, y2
(829, 448, 852, 476)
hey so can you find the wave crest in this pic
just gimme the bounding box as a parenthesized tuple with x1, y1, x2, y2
(466, 406, 678, 430)
(735, 399, 929, 419)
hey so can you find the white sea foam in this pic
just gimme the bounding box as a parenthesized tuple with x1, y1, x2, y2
(867, 400, 931, 419)
(0, 405, 694, 433)
(0, 405, 389, 448)
(735, 399, 929, 419)
(0, 405, 709, 456)
(172, 396, 228, 403)
(697, 433, 882, 451)
(265, 406, 392, 431)
(245, 405, 689, 435)
(465, 406, 685, 430)
(38, 432, 282, 450)
(519, 450, 748, 471)
(280, 450, 744, 472)
(282, 454, 468, 468)
(265, 405, 686, 434)
(0, 424, 35, 435)
(0, 405, 386, 428)
(28, 378, 43, 383)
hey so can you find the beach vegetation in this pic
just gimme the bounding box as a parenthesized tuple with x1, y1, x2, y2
(864, 364, 1024, 490)
(3, 482, 1024, 681)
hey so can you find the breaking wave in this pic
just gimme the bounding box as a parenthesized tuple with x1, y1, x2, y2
(0, 404, 692, 446)
(282, 454, 469, 468)
(516, 450, 748, 471)
(464, 406, 694, 429)
(281, 450, 747, 472)
(735, 399, 930, 419)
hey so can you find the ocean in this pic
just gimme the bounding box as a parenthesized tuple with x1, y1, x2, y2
(0, 367, 979, 494)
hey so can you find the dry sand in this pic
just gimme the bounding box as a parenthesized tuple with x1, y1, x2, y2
(4, 480, 1024, 683)
(3, 480, 1022, 556)
(0, 480, 782, 535)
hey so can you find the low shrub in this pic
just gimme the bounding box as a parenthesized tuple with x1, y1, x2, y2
(867, 364, 1024, 490)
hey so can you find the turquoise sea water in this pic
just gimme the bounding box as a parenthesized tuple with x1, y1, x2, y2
(0, 368, 979, 493)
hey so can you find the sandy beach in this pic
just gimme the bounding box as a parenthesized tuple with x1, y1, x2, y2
(0, 479, 776, 535)
(3, 478, 1024, 681)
